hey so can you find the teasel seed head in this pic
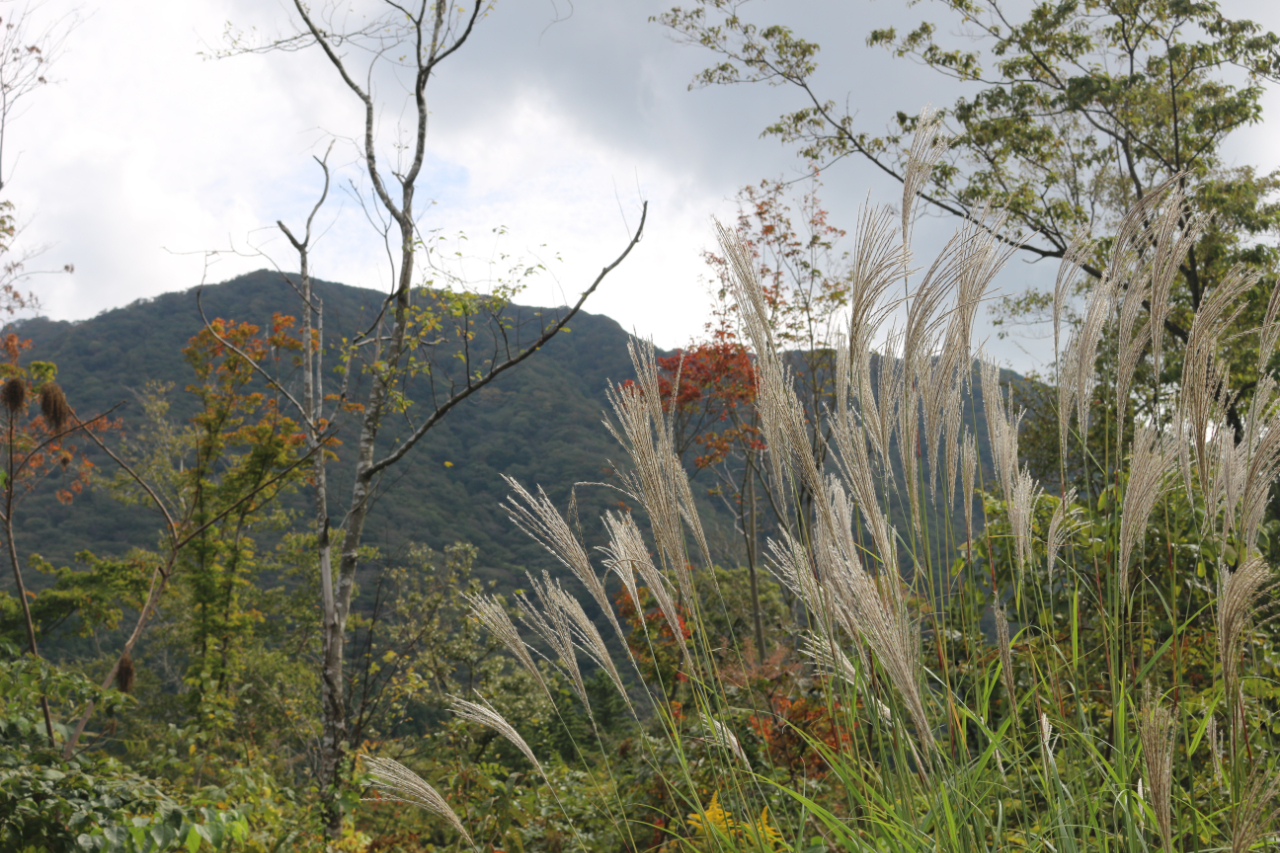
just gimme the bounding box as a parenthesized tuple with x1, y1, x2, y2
(1, 376, 25, 415)
(39, 382, 70, 432)
(115, 653, 135, 695)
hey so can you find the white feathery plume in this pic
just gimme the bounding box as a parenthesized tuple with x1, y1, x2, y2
(1179, 265, 1258, 495)
(551, 583, 635, 716)
(600, 511, 692, 671)
(1057, 336, 1078, 455)
(994, 602, 1015, 705)
(1138, 692, 1177, 853)
(449, 693, 546, 780)
(465, 592, 552, 703)
(1074, 275, 1117, 439)
(700, 712, 751, 768)
(1114, 269, 1150, 433)
(517, 573, 591, 715)
(1217, 556, 1272, 735)
(1039, 712, 1058, 769)
(942, 378, 964, 506)
(362, 757, 474, 848)
(1052, 233, 1088, 364)
(1146, 187, 1200, 383)
(502, 476, 625, 645)
(1007, 467, 1043, 580)
(847, 199, 909, 358)
(1259, 278, 1280, 375)
(605, 340, 696, 604)
(1119, 424, 1171, 598)
(1045, 488, 1079, 583)
(599, 511, 643, 614)
(901, 104, 948, 248)
(1237, 378, 1280, 556)
(962, 430, 978, 544)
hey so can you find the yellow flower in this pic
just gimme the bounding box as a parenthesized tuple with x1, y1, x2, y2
(687, 791, 734, 838)
(747, 806, 783, 851)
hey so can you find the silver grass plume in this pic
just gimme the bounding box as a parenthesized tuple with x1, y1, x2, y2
(901, 104, 948, 251)
(1259, 277, 1280, 375)
(994, 603, 1015, 706)
(553, 584, 636, 716)
(1052, 233, 1088, 365)
(1007, 467, 1043, 580)
(1114, 258, 1151, 434)
(1057, 337, 1078, 456)
(942, 378, 964, 507)
(465, 592, 552, 704)
(962, 430, 978, 544)
(1039, 712, 1058, 769)
(1146, 187, 1201, 384)
(1045, 488, 1079, 583)
(700, 711, 750, 767)
(1230, 770, 1280, 853)
(846, 199, 908, 359)
(874, 330, 906, 473)
(1217, 556, 1271, 739)
(517, 573, 591, 716)
(1179, 266, 1258, 498)
(604, 341, 700, 605)
(1119, 424, 1171, 598)
(719, 220, 838, 544)
(716, 219, 794, 508)
(503, 476, 625, 645)
(979, 354, 1024, 499)
(921, 205, 1016, 498)
(1237, 377, 1280, 556)
(600, 510, 692, 671)
(1209, 714, 1224, 788)
(1138, 691, 1177, 853)
(1073, 275, 1117, 439)
(599, 511, 643, 617)
(800, 632, 866, 690)
(449, 693, 546, 781)
(362, 756, 474, 848)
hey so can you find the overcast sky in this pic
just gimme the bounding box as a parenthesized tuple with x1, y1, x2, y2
(7, 0, 1280, 371)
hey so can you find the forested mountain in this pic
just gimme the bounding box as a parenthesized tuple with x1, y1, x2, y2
(11, 271, 676, 591)
(8, 269, 1007, 598)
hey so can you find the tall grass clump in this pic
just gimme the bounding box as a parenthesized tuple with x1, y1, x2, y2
(365, 126, 1280, 852)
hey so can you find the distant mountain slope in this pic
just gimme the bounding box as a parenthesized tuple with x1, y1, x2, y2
(12, 270, 665, 587)
(8, 269, 1011, 598)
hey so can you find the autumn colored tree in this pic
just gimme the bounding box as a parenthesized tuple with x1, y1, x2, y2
(60, 317, 321, 756)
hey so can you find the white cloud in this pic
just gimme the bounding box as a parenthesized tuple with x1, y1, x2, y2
(2, 0, 1277, 374)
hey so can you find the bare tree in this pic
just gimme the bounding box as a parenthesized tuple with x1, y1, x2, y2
(219, 1, 646, 834)
(0, 1, 78, 315)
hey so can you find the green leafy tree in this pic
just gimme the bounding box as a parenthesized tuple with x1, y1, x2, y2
(659, 0, 1280, 430)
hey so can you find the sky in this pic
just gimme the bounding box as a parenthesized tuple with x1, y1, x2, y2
(6, 0, 1280, 372)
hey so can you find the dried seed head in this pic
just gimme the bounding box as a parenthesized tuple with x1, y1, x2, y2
(1, 376, 25, 414)
(700, 712, 750, 767)
(362, 756, 474, 848)
(994, 603, 1015, 706)
(1139, 692, 1177, 853)
(449, 693, 546, 781)
(115, 653, 135, 695)
(39, 382, 70, 432)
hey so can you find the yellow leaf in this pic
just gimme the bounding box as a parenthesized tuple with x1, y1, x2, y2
(444, 461, 454, 468)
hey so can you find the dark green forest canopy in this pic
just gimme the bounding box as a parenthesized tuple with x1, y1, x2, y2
(9, 271, 663, 590)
